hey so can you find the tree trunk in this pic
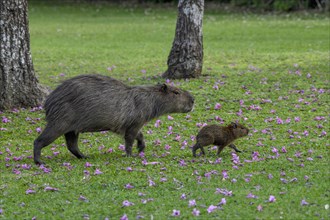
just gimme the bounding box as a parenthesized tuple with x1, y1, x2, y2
(162, 0, 204, 79)
(0, 0, 47, 111)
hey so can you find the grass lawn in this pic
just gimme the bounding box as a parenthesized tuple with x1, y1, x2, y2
(0, 2, 329, 219)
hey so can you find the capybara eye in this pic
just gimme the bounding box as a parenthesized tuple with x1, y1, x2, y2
(173, 90, 180, 95)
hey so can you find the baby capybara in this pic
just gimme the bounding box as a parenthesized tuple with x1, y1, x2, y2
(192, 122, 249, 157)
(34, 74, 194, 164)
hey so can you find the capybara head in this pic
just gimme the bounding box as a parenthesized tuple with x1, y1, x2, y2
(156, 83, 194, 114)
(229, 122, 249, 138)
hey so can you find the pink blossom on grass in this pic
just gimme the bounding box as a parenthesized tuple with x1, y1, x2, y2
(21, 164, 31, 170)
(257, 205, 263, 212)
(138, 192, 146, 197)
(290, 177, 298, 182)
(192, 208, 200, 216)
(246, 193, 258, 199)
(138, 152, 145, 158)
(94, 169, 103, 175)
(276, 117, 283, 124)
(256, 141, 264, 147)
(280, 178, 288, 184)
(189, 199, 196, 207)
(285, 118, 291, 123)
(320, 130, 327, 137)
(84, 162, 92, 168)
(148, 179, 156, 187)
(1, 116, 10, 123)
(154, 120, 161, 128)
(39, 165, 51, 173)
(301, 199, 309, 206)
(219, 198, 226, 205)
(214, 103, 222, 110)
(118, 144, 125, 151)
(26, 189, 36, 194)
(160, 177, 167, 182)
(122, 200, 134, 207)
(207, 205, 218, 213)
(78, 195, 88, 201)
(120, 214, 128, 220)
(179, 160, 187, 167)
(287, 157, 294, 162)
(125, 183, 134, 189)
(172, 210, 180, 216)
(222, 170, 229, 179)
(269, 195, 276, 203)
(83, 170, 90, 176)
(215, 188, 233, 196)
(44, 186, 59, 191)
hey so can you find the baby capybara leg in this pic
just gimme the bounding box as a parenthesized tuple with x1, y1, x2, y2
(229, 143, 242, 153)
(34, 125, 62, 165)
(65, 131, 86, 159)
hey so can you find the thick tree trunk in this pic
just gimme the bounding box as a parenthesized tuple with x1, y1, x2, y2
(162, 0, 204, 79)
(0, 0, 47, 111)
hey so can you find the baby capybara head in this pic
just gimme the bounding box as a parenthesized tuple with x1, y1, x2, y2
(229, 122, 249, 138)
(157, 83, 194, 113)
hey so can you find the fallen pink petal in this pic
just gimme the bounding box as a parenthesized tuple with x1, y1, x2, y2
(207, 205, 218, 213)
(269, 195, 276, 203)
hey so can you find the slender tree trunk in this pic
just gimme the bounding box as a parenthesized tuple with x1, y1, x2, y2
(162, 0, 204, 79)
(0, 0, 47, 111)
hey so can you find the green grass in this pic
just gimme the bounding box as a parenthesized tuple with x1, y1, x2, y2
(1, 2, 329, 219)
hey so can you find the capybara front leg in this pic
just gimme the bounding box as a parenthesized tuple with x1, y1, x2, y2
(65, 131, 86, 159)
(192, 143, 204, 157)
(229, 143, 242, 153)
(136, 131, 145, 153)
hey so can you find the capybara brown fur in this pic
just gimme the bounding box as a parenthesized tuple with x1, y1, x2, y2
(192, 122, 249, 157)
(34, 74, 194, 164)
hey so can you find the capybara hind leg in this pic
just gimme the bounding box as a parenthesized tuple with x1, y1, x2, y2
(136, 131, 145, 153)
(229, 143, 242, 153)
(125, 127, 140, 156)
(34, 125, 62, 165)
(65, 131, 86, 159)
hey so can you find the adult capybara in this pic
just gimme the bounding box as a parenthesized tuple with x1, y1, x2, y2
(34, 74, 194, 164)
(192, 122, 249, 157)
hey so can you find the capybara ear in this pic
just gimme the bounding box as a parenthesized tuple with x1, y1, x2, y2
(160, 84, 168, 93)
(231, 122, 237, 129)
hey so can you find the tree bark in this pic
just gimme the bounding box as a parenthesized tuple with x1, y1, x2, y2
(162, 0, 204, 79)
(0, 0, 47, 111)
